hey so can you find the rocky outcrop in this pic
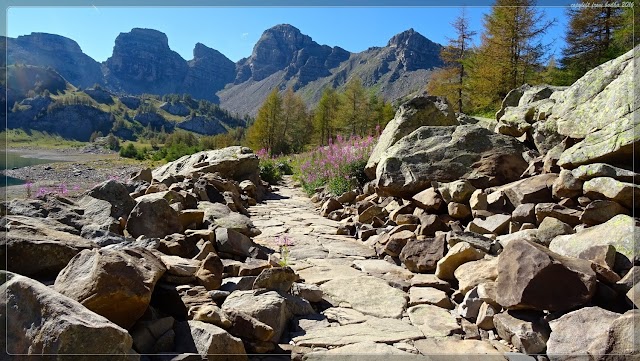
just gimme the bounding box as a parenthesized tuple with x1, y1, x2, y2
(375, 124, 529, 197)
(104, 28, 189, 95)
(152, 146, 260, 184)
(177, 115, 226, 135)
(365, 95, 457, 179)
(182, 42, 236, 102)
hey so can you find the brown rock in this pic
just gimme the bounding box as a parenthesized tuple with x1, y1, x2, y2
(321, 198, 342, 217)
(454, 257, 499, 295)
(438, 180, 476, 204)
(417, 214, 449, 236)
(498, 173, 558, 208)
(126, 197, 183, 238)
(399, 236, 446, 273)
(435, 241, 485, 281)
(2, 271, 136, 358)
(178, 209, 204, 229)
(409, 287, 453, 309)
(552, 169, 583, 199)
(580, 200, 629, 226)
(358, 205, 386, 224)
(448, 202, 472, 219)
(54, 248, 166, 329)
(384, 230, 415, 257)
(583, 177, 640, 209)
(224, 309, 275, 342)
(188, 304, 232, 328)
(195, 252, 224, 291)
(396, 214, 420, 225)
(536, 217, 574, 246)
(495, 238, 597, 312)
(534, 203, 581, 227)
(511, 203, 536, 224)
(253, 266, 297, 293)
(468, 214, 511, 235)
(476, 302, 499, 330)
(412, 187, 443, 211)
(494, 310, 550, 354)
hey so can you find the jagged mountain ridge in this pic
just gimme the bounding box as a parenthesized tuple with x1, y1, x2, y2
(5, 24, 444, 116)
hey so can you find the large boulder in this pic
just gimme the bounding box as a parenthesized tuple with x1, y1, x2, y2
(126, 197, 182, 238)
(152, 146, 260, 183)
(1, 215, 96, 279)
(1, 271, 137, 359)
(549, 214, 639, 272)
(320, 276, 407, 319)
(54, 248, 166, 329)
(553, 47, 637, 169)
(174, 320, 247, 360)
(221, 289, 293, 343)
(553, 47, 634, 139)
(198, 201, 260, 237)
(375, 125, 529, 197)
(87, 179, 137, 220)
(495, 238, 597, 312)
(546, 306, 621, 361)
(365, 95, 458, 179)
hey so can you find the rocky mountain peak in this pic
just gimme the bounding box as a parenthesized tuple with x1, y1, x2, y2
(120, 28, 171, 49)
(15, 32, 84, 53)
(386, 28, 443, 71)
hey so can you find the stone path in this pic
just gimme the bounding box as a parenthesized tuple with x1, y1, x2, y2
(248, 176, 516, 358)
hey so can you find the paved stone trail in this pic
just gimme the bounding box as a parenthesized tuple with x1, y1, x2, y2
(248, 176, 514, 357)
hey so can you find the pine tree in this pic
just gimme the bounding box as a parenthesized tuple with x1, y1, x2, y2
(468, 0, 555, 111)
(427, 8, 476, 112)
(247, 88, 283, 155)
(562, 0, 628, 82)
(314, 88, 341, 146)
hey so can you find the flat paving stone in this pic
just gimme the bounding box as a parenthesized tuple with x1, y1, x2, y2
(292, 317, 423, 347)
(320, 276, 407, 319)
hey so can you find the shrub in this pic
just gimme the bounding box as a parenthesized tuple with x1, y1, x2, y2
(259, 159, 282, 185)
(294, 134, 377, 196)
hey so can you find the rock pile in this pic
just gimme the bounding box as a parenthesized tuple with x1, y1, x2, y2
(0, 146, 321, 359)
(312, 47, 638, 359)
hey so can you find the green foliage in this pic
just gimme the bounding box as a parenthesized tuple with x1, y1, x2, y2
(259, 159, 283, 185)
(119, 143, 148, 160)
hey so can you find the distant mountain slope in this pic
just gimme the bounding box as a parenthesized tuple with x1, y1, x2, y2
(6, 33, 104, 88)
(5, 25, 444, 116)
(218, 26, 443, 115)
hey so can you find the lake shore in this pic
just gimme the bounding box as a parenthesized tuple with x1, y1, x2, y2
(2, 146, 159, 200)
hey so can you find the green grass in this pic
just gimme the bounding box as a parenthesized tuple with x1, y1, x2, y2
(1, 129, 85, 149)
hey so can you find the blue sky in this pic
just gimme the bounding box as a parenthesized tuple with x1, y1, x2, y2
(8, 6, 570, 63)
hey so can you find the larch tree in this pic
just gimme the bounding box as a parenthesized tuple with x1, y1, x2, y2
(314, 88, 341, 146)
(281, 87, 312, 153)
(427, 8, 476, 112)
(562, 0, 629, 82)
(468, 0, 555, 111)
(339, 77, 367, 136)
(247, 88, 283, 155)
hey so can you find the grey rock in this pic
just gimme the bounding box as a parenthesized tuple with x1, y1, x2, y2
(1, 271, 137, 358)
(375, 125, 529, 197)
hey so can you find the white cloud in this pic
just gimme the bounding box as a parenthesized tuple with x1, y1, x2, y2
(241, 32, 249, 39)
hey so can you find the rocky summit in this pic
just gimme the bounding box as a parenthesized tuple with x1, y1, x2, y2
(1, 46, 638, 360)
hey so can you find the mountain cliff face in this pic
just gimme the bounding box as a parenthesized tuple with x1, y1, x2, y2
(103, 28, 190, 95)
(6, 25, 443, 116)
(182, 43, 236, 102)
(218, 26, 443, 116)
(6, 33, 104, 88)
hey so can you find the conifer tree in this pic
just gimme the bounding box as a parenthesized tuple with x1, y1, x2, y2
(247, 88, 283, 154)
(427, 8, 476, 112)
(339, 77, 367, 136)
(468, 0, 555, 111)
(562, 0, 629, 82)
(314, 88, 340, 146)
(281, 87, 312, 153)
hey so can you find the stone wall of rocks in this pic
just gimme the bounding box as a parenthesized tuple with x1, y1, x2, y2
(1, 146, 324, 359)
(312, 47, 639, 359)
